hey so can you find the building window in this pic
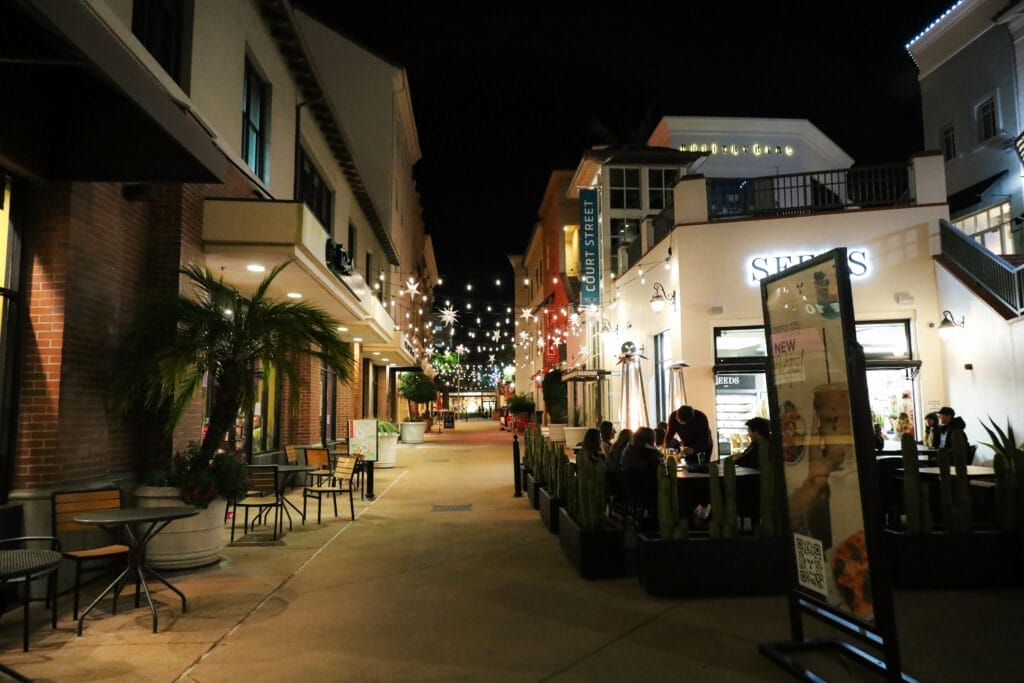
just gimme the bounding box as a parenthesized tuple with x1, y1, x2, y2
(242, 59, 270, 182)
(954, 201, 1015, 255)
(609, 217, 640, 275)
(0, 176, 26, 502)
(941, 124, 956, 161)
(978, 97, 997, 142)
(297, 146, 333, 230)
(609, 168, 640, 209)
(648, 169, 677, 210)
(132, 0, 189, 87)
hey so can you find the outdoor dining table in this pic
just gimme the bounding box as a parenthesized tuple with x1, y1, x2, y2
(913, 465, 996, 478)
(675, 464, 761, 520)
(277, 464, 313, 526)
(73, 506, 198, 636)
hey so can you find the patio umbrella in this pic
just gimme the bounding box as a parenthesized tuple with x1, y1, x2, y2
(617, 341, 649, 431)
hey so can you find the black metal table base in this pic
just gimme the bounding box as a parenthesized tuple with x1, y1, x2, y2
(76, 519, 188, 636)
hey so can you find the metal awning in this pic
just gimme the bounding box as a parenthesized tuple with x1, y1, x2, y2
(947, 171, 1007, 216)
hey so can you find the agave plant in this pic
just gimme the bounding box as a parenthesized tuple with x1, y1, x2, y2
(112, 263, 354, 458)
(980, 417, 1024, 533)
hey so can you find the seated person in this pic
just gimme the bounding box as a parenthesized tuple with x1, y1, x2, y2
(654, 421, 668, 448)
(664, 405, 714, 467)
(734, 417, 770, 469)
(599, 421, 615, 454)
(620, 427, 662, 508)
(579, 428, 605, 465)
(873, 423, 885, 452)
(606, 429, 632, 474)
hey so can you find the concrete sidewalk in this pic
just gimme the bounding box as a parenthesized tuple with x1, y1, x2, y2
(2, 419, 1022, 681)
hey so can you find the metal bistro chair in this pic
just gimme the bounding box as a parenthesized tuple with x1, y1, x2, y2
(303, 455, 361, 524)
(0, 535, 61, 654)
(231, 465, 284, 542)
(51, 487, 133, 621)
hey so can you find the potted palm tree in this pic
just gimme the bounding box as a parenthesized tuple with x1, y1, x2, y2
(112, 263, 354, 566)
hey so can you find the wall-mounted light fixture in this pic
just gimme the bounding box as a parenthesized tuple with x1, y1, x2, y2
(935, 310, 964, 340)
(650, 283, 677, 313)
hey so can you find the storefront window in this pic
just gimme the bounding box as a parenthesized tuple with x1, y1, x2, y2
(0, 175, 25, 503)
(714, 326, 767, 360)
(954, 201, 1014, 255)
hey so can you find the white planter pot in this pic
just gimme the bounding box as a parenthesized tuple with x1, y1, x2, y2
(564, 427, 590, 446)
(547, 424, 567, 442)
(400, 421, 427, 444)
(134, 486, 226, 570)
(377, 433, 399, 468)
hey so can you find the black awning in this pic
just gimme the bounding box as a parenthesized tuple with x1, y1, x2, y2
(947, 171, 1007, 216)
(2, 1, 224, 183)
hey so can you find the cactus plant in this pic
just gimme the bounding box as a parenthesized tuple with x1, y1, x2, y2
(938, 431, 972, 534)
(980, 417, 1024, 534)
(657, 456, 687, 540)
(708, 459, 738, 539)
(901, 433, 927, 534)
(575, 443, 607, 531)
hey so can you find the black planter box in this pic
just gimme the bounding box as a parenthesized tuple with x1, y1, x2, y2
(558, 507, 626, 580)
(520, 466, 530, 496)
(637, 533, 786, 598)
(539, 487, 560, 534)
(885, 529, 1023, 589)
(525, 472, 544, 510)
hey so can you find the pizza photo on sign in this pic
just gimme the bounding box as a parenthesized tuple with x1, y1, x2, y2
(831, 529, 873, 621)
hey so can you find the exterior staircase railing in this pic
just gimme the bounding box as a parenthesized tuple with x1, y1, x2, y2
(940, 219, 1024, 317)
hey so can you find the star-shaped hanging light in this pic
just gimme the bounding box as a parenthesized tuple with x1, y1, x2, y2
(490, 330, 501, 342)
(519, 307, 534, 321)
(488, 354, 496, 363)
(439, 305, 459, 327)
(403, 278, 420, 297)
(455, 343, 469, 356)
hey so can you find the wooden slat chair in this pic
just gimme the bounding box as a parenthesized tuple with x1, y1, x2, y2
(285, 445, 298, 465)
(231, 465, 283, 542)
(303, 455, 361, 524)
(304, 447, 332, 486)
(51, 488, 133, 621)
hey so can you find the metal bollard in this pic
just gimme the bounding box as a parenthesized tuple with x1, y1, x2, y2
(513, 433, 523, 497)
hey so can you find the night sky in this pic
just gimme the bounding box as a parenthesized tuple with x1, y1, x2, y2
(295, 0, 955, 306)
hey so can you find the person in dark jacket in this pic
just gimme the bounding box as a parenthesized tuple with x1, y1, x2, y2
(937, 406, 969, 454)
(663, 405, 714, 466)
(620, 427, 662, 508)
(606, 429, 632, 473)
(579, 428, 605, 465)
(922, 412, 940, 448)
(734, 417, 770, 469)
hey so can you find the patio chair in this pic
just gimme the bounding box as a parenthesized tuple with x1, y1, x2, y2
(231, 465, 283, 542)
(0, 535, 61, 653)
(304, 447, 332, 486)
(51, 487, 133, 620)
(303, 455, 361, 524)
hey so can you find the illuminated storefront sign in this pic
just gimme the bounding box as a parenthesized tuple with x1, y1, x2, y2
(579, 188, 600, 306)
(746, 249, 869, 285)
(679, 142, 795, 157)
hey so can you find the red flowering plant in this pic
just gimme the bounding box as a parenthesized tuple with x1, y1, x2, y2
(149, 442, 250, 508)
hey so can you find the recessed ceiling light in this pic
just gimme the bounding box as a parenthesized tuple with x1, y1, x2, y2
(353, 337, 363, 342)
(286, 292, 302, 298)
(382, 358, 390, 362)
(337, 326, 348, 332)
(372, 351, 380, 355)
(247, 264, 266, 272)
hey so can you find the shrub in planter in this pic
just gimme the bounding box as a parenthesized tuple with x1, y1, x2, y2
(558, 445, 625, 579)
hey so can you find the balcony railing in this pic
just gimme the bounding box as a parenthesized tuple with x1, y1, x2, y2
(707, 162, 913, 220)
(940, 220, 1024, 316)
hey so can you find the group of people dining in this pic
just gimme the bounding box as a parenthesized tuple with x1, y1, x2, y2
(571, 405, 769, 513)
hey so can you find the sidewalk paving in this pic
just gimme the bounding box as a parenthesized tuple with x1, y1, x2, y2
(2, 419, 1022, 681)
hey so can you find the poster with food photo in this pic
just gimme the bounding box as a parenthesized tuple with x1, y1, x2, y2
(762, 253, 874, 625)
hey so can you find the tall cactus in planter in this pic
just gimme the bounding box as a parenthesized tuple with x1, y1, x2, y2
(901, 433, 927, 534)
(657, 456, 687, 540)
(575, 444, 607, 531)
(980, 417, 1024, 534)
(938, 431, 972, 534)
(708, 459, 738, 539)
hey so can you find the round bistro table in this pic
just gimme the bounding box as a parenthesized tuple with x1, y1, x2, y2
(72, 506, 199, 636)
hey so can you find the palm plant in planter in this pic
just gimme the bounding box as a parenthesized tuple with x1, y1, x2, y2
(112, 263, 353, 565)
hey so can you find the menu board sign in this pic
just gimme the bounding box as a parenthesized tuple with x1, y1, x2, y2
(761, 250, 879, 629)
(348, 419, 379, 462)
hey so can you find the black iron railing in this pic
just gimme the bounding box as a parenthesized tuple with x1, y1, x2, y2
(940, 220, 1024, 316)
(707, 163, 913, 220)
(652, 204, 674, 243)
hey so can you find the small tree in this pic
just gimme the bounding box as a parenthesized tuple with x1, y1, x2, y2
(399, 371, 437, 419)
